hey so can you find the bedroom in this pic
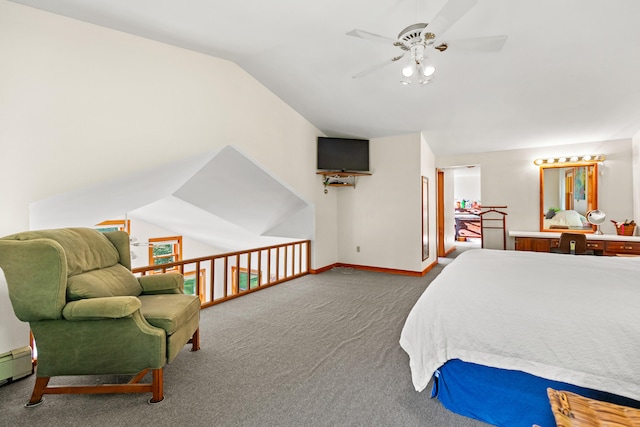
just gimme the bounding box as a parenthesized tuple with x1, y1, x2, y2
(1, 0, 640, 425)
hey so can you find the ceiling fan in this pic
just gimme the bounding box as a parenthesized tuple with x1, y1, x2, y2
(347, 0, 507, 85)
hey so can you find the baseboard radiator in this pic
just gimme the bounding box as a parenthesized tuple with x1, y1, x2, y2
(0, 346, 33, 385)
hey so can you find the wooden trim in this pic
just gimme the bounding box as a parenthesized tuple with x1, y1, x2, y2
(421, 260, 438, 276)
(312, 259, 439, 277)
(183, 268, 206, 302)
(539, 162, 599, 233)
(199, 272, 308, 308)
(437, 169, 446, 257)
(95, 219, 131, 234)
(133, 240, 311, 306)
(539, 166, 545, 232)
(148, 236, 183, 271)
(310, 264, 338, 274)
(443, 246, 457, 257)
(590, 163, 598, 215)
(330, 263, 432, 277)
(257, 250, 262, 287)
(231, 266, 260, 293)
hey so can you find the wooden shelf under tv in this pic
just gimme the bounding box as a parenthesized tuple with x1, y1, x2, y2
(317, 171, 371, 189)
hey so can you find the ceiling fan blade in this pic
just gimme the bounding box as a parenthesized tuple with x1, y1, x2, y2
(352, 54, 405, 79)
(426, 0, 478, 37)
(346, 29, 399, 46)
(445, 35, 508, 52)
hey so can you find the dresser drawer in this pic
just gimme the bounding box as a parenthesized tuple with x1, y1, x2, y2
(585, 240, 604, 251)
(605, 241, 640, 255)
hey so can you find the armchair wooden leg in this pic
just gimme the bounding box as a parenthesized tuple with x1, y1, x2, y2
(190, 328, 200, 352)
(149, 368, 164, 404)
(26, 376, 50, 407)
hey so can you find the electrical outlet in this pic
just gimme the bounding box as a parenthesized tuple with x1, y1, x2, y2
(356, 246, 360, 252)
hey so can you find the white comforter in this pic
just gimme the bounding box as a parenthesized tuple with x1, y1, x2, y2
(399, 249, 640, 401)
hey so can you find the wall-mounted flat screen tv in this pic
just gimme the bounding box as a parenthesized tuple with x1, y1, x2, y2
(317, 137, 369, 172)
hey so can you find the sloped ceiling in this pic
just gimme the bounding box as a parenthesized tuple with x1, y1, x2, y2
(9, 0, 640, 155)
(173, 146, 309, 236)
(30, 146, 313, 251)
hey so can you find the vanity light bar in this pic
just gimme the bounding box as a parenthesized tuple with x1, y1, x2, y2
(533, 154, 605, 165)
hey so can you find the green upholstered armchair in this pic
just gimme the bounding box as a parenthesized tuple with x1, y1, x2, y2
(0, 228, 200, 406)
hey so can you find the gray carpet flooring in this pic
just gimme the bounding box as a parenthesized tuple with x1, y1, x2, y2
(0, 253, 490, 426)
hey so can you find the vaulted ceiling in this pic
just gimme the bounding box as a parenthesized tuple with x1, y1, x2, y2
(11, 0, 640, 155)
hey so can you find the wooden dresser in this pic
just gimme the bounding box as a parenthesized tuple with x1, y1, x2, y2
(509, 231, 640, 256)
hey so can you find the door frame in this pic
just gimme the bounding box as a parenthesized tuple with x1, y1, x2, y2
(436, 169, 445, 257)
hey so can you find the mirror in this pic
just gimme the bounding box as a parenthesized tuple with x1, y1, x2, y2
(540, 163, 598, 232)
(586, 209, 606, 235)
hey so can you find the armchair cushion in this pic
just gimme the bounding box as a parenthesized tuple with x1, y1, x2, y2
(6, 228, 120, 276)
(138, 272, 184, 294)
(63, 296, 142, 320)
(67, 264, 142, 300)
(138, 294, 200, 335)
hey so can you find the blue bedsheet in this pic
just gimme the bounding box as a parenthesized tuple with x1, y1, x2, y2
(433, 359, 640, 427)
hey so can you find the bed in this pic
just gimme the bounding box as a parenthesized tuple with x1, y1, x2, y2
(400, 249, 640, 427)
(543, 209, 589, 229)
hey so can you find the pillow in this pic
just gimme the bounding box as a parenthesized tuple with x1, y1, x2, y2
(548, 210, 584, 227)
(67, 264, 142, 301)
(545, 209, 557, 219)
(578, 213, 588, 225)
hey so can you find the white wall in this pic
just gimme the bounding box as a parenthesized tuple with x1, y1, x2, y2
(420, 134, 438, 270)
(0, 2, 335, 353)
(633, 131, 640, 224)
(453, 168, 481, 204)
(333, 133, 436, 273)
(543, 168, 561, 211)
(437, 138, 634, 249)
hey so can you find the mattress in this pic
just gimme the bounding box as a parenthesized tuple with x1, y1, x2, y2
(399, 249, 640, 402)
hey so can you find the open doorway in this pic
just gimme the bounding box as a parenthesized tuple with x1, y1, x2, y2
(453, 166, 482, 247)
(436, 165, 482, 257)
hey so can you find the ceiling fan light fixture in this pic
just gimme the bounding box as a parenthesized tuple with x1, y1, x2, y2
(422, 64, 436, 77)
(347, 0, 507, 87)
(401, 63, 414, 77)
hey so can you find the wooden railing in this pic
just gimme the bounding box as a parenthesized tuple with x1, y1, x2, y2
(132, 240, 311, 308)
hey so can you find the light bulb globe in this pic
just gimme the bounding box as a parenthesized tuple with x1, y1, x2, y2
(401, 65, 414, 77)
(423, 65, 436, 77)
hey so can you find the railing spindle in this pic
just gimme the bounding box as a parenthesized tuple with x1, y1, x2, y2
(223, 257, 228, 299)
(267, 248, 272, 284)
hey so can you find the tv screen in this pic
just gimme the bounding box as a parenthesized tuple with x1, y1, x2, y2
(317, 137, 369, 172)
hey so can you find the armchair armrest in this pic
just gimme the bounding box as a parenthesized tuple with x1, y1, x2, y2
(138, 272, 184, 294)
(62, 296, 142, 320)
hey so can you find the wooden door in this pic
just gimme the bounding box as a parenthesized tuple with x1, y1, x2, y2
(437, 169, 445, 257)
(564, 169, 574, 210)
